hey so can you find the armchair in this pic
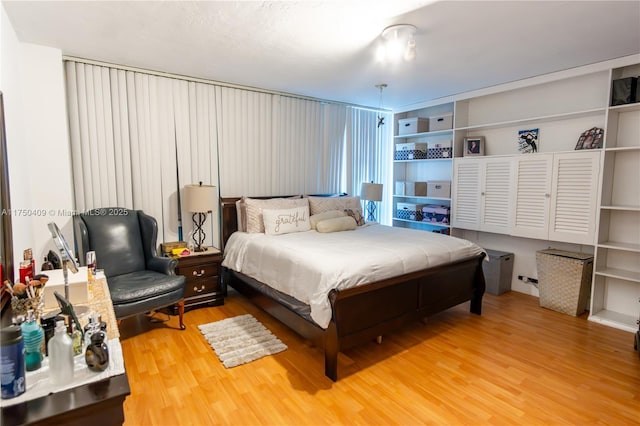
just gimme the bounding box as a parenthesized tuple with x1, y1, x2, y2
(73, 208, 186, 330)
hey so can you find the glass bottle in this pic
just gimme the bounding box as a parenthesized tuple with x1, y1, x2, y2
(85, 330, 109, 372)
(62, 314, 83, 356)
(41, 256, 54, 271)
(20, 309, 44, 371)
(48, 320, 74, 386)
(83, 314, 101, 351)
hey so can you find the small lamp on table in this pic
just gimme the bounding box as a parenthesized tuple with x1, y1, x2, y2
(184, 182, 217, 252)
(361, 182, 383, 222)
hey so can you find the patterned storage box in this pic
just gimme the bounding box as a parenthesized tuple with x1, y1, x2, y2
(395, 142, 428, 160)
(422, 205, 450, 224)
(427, 140, 452, 159)
(396, 202, 426, 221)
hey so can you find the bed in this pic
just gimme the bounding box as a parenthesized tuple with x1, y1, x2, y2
(220, 196, 486, 381)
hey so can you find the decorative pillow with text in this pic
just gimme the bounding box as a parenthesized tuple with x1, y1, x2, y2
(262, 206, 311, 235)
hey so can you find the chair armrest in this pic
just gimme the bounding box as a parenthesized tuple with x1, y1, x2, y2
(147, 256, 178, 276)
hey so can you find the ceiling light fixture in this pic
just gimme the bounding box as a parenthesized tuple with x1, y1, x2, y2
(377, 24, 417, 63)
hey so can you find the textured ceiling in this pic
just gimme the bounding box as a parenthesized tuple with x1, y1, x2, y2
(3, 1, 640, 109)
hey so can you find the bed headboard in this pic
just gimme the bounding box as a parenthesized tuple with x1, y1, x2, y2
(220, 197, 242, 249)
(220, 194, 347, 250)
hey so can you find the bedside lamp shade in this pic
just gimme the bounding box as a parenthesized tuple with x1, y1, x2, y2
(361, 182, 383, 222)
(184, 183, 216, 213)
(184, 183, 216, 252)
(361, 182, 383, 202)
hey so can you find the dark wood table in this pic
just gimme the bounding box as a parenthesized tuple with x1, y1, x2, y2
(1, 277, 130, 425)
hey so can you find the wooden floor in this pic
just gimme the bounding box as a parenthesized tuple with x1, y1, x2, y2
(118, 290, 640, 425)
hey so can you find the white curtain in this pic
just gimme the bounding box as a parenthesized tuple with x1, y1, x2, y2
(345, 107, 393, 224)
(174, 80, 220, 249)
(217, 89, 347, 197)
(66, 62, 179, 241)
(66, 60, 364, 247)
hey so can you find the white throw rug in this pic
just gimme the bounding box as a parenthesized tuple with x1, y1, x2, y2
(198, 314, 287, 368)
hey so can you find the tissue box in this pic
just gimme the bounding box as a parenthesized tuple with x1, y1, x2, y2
(42, 266, 90, 309)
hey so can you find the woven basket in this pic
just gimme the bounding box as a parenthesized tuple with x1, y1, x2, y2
(536, 249, 594, 316)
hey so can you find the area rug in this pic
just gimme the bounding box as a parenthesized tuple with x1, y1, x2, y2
(198, 314, 287, 368)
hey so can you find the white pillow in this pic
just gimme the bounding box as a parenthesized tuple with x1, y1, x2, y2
(307, 196, 362, 216)
(244, 197, 307, 233)
(263, 206, 311, 235)
(316, 216, 357, 233)
(309, 210, 346, 230)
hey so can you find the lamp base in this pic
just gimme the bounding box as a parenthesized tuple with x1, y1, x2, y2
(366, 201, 377, 222)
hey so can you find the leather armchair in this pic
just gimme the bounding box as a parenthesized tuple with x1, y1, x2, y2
(73, 208, 186, 330)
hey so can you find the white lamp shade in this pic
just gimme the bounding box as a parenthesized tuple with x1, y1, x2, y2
(184, 184, 217, 213)
(361, 182, 383, 202)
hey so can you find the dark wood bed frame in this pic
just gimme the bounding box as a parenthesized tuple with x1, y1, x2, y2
(221, 197, 486, 381)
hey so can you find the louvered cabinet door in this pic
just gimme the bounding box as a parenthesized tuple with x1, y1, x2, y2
(510, 154, 553, 239)
(452, 158, 481, 230)
(480, 158, 513, 234)
(548, 151, 600, 245)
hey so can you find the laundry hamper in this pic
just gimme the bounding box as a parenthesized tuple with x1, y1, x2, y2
(535, 249, 593, 316)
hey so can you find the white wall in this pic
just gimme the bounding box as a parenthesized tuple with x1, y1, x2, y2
(1, 4, 73, 278)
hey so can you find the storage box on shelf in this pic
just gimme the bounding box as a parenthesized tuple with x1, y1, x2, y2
(591, 63, 640, 332)
(398, 117, 429, 135)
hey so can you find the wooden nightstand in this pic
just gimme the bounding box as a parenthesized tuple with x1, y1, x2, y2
(175, 247, 224, 310)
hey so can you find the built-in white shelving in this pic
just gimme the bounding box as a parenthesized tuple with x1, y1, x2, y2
(392, 57, 640, 332)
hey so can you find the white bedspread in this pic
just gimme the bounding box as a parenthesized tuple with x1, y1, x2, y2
(222, 224, 484, 329)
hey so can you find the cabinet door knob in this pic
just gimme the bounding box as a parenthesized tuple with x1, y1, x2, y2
(193, 269, 205, 277)
(545, 193, 550, 198)
(481, 192, 485, 196)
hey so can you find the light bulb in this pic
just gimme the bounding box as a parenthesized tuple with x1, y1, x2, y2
(404, 38, 416, 61)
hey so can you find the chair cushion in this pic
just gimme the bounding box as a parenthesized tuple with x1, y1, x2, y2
(108, 271, 185, 305)
(81, 211, 146, 277)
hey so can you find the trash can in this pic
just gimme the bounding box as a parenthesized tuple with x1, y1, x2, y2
(482, 249, 514, 295)
(535, 249, 593, 316)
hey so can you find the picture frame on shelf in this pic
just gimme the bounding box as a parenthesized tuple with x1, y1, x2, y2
(517, 128, 539, 154)
(575, 127, 604, 150)
(463, 137, 485, 157)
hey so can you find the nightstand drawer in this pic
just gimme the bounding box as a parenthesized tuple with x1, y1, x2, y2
(184, 277, 221, 299)
(180, 263, 219, 281)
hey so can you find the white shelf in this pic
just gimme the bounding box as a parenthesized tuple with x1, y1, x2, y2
(394, 129, 453, 139)
(600, 205, 640, 212)
(597, 241, 640, 252)
(393, 218, 450, 228)
(608, 102, 640, 113)
(595, 267, 640, 283)
(393, 195, 451, 202)
(588, 309, 638, 333)
(604, 146, 640, 152)
(456, 107, 606, 132)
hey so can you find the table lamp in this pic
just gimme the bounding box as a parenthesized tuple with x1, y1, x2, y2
(361, 182, 383, 222)
(184, 182, 216, 252)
